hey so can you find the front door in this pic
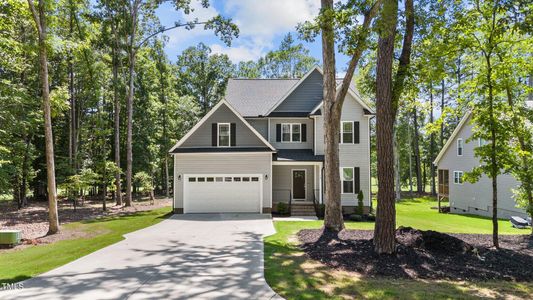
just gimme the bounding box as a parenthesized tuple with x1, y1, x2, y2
(292, 170, 306, 200)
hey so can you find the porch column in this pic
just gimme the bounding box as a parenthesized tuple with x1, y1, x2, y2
(319, 163, 323, 203)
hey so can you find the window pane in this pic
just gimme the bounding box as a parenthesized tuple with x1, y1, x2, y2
(343, 181, 354, 193)
(292, 124, 301, 142)
(206, 177, 214, 182)
(188, 177, 196, 182)
(198, 177, 205, 182)
(215, 177, 223, 182)
(234, 177, 241, 181)
(224, 177, 232, 182)
(242, 177, 250, 182)
(343, 168, 353, 181)
(251, 177, 259, 181)
(343, 132, 353, 143)
(343, 122, 353, 132)
(219, 124, 230, 146)
(282, 124, 291, 142)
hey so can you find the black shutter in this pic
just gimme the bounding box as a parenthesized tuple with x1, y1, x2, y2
(212, 123, 217, 146)
(354, 121, 360, 144)
(230, 123, 236, 146)
(354, 167, 360, 193)
(276, 124, 281, 142)
(301, 124, 307, 142)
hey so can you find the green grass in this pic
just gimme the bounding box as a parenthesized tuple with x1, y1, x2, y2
(264, 197, 533, 299)
(0, 207, 172, 283)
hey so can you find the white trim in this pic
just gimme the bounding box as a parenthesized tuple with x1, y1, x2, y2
(281, 123, 302, 143)
(217, 123, 231, 147)
(310, 101, 323, 115)
(313, 117, 317, 155)
(453, 171, 464, 185)
(169, 99, 276, 152)
(183, 173, 263, 214)
(457, 138, 464, 156)
(291, 169, 307, 200)
(308, 87, 376, 117)
(340, 121, 354, 144)
(272, 161, 322, 166)
(318, 165, 323, 203)
(434, 111, 471, 165)
(265, 66, 322, 115)
(368, 116, 372, 204)
(340, 167, 355, 194)
(174, 151, 275, 156)
(267, 118, 271, 141)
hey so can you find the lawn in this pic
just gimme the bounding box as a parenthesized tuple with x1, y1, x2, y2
(0, 206, 171, 283)
(264, 197, 533, 299)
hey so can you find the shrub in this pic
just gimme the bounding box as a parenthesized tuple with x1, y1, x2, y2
(349, 214, 363, 222)
(364, 214, 376, 221)
(356, 190, 364, 215)
(276, 202, 289, 215)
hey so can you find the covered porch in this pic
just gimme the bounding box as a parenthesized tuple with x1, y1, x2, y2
(271, 150, 323, 215)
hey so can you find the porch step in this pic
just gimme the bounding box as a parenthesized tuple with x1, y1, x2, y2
(291, 204, 317, 216)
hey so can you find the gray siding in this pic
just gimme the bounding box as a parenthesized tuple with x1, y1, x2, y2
(268, 118, 314, 149)
(173, 153, 272, 210)
(313, 116, 324, 155)
(272, 165, 315, 203)
(437, 116, 525, 218)
(181, 103, 266, 148)
(246, 118, 268, 139)
(273, 69, 323, 112)
(337, 92, 371, 207)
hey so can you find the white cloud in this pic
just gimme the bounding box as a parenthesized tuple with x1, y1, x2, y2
(210, 43, 264, 62)
(223, 0, 320, 40)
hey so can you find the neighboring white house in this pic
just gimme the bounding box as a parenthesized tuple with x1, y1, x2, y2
(169, 66, 374, 215)
(433, 110, 530, 219)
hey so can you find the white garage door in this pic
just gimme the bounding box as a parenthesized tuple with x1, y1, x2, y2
(184, 174, 262, 213)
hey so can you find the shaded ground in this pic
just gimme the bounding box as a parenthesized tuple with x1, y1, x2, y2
(0, 196, 171, 244)
(298, 227, 533, 282)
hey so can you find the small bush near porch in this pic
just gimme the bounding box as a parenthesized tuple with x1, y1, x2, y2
(264, 197, 533, 299)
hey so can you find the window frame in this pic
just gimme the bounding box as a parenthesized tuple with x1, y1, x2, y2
(341, 121, 353, 144)
(340, 167, 355, 194)
(453, 171, 464, 185)
(217, 123, 231, 147)
(457, 138, 463, 156)
(281, 123, 301, 143)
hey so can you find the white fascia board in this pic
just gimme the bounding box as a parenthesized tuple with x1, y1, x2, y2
(433, 111, 472, 166)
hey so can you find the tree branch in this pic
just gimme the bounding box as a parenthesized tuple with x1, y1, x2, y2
(27, 0, 41, 35)
(136, 22, 208, 50)
(391, 0, 414, 117)
(334, 0, 383, 106)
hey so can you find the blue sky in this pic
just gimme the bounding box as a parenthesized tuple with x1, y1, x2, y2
(155, 0, 351, 74)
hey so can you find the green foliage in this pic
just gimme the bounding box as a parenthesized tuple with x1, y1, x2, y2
(134, 171, 153, 193)
(276, 202, 289, 215)
(356, 190, 364, 215)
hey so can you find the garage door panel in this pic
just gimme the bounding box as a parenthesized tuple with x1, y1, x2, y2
(184, 175, 261, 213)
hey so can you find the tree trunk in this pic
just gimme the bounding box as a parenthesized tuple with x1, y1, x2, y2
(486, 54, 499, 249)
(440, 79, 445, 149)
(430, 84, 436, 196)
(112, 23, 122, 206)
(412, 109, 422, 193)
(125, 2, 139, 207)
(28, 0, 59, 234)
(321, 0, 344, 232)
(374, 0, 398, 254)
(393, 131, 401, 200)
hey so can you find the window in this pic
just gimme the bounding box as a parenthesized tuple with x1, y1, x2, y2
(281, 123, 301, 142)
(188, 177, 196, 182)
(198, 177, 205, 182)
(224, 177, 232, 182)
(457, 138, 463, 156)
(215, 177, 223, 182)
(453, 171, 464, 184)
(341, 167, 354, 193)
(251, 177, 259, 182)
(234, 177, 241, 181)
(242, 177, 250, 182)
(206, 177, 214, 182)
(218, 123, 230, 147)
(341, 121, 353, 144)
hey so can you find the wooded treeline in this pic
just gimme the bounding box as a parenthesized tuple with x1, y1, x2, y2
(1, 0, 531, 248)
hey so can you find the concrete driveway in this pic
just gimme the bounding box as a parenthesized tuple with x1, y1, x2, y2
(1, 214, 281, 300)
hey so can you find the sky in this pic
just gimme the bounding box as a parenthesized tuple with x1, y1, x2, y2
(155, 0, 351, 74)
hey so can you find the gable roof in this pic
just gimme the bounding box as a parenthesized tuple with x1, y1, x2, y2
(225, 65, 375, 117)
(433, 111, 472, 165)
(169, 99, 276, 153)
(225, 78, 299, 117)
(309, 84, 376, 115)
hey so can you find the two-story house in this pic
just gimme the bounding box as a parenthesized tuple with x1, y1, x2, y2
(169, 66, 374, 215)
(434, 111, 528, 219)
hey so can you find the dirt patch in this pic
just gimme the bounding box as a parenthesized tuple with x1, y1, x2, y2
(0, 196, 171, 248)
(298, 227, 533, 281)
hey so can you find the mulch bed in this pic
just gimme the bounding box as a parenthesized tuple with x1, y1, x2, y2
(298, 227, 533, 281)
